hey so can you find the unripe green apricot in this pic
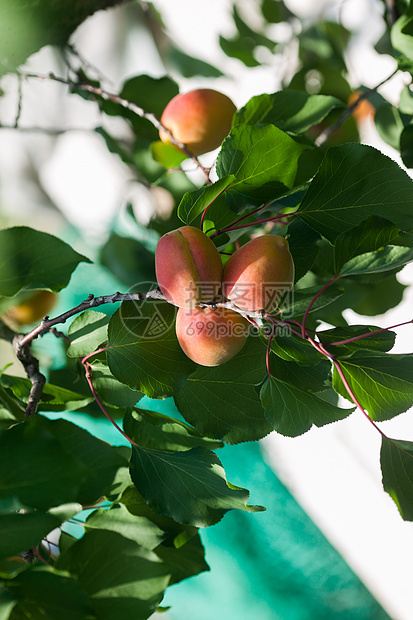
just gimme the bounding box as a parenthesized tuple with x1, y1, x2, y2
(176, 306, 249, 366)
(155, 226, 223, 309)
(159, 89, 237, 156)
(222, 235, 294, 313)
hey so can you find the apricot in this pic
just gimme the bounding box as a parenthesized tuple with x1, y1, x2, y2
(7, 290, 57, 325)
(159, 88, 237, 156)
(222, 235, 294, 313)
(176, 306, 249, 366)
(347, 91, 375, 124)
(155, 226, 223, 308)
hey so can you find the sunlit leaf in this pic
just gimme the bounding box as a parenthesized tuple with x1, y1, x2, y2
(216, 124, 306, 205)
(235, 90, 343, 133)
(67, 311, 109, 358)
(150, 141, 187, 168)
(339, 245, 413, 277)
(177, 176, 235, 225)
(333, 354, 413, 421)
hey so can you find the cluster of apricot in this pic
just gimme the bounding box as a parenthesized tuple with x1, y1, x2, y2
(155, 227, 294, 367)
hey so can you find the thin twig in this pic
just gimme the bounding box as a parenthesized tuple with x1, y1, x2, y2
(315, 68, 399, 147)
(18, 71, 212, 183)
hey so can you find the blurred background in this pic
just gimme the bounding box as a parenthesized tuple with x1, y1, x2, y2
(0, 0, 412, 618)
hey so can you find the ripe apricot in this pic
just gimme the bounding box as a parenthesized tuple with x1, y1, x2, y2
(347, 91, 375, 124)
(159, 88, 237, 156)
(176, 306, 249, 366)
(222, 235, 294, 313)
(155, 226, 223, 308)
(7, 290, 57, 325)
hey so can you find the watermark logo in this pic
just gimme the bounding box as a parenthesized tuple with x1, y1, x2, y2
(118, 281, 177, 340)
(117, 280, 295, 340)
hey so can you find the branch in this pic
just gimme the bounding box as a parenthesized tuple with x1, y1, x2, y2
(17, 289, 166, 349)
(17, 71, 212, 183)
(13, 334, 46, 419)
(9, 285, 281, 419)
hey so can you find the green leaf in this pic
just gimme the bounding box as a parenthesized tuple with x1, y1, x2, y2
(0, 227, 91, 297)
(58, 529, 171, 620)
(0, 375, 94, 412)
(339, 245, 413, 277)
(399, 84, 413, 114)
(374, 103, 405, 150)
(381, 437, 413, 520)
(88, 361, 143, 408)
(235, 90, 344, 134)
(219, 5, 276, 67)
(120, 75, 179, 117)
(150, 141, 187, 168)
(0, 416, 127, 509)
(285, 218, 321, 282)
(281, 283, 343, 318)
(333, 355, 413, 421)
(84, 504, 166, 550)
(48, 418, 129, 505)
(391, 15, 413, 71)
(123, 408, 223, 452)
(174, 337, 272, 444)
(166, 47, 223, 78)
(267, 354, 331, 393)
(0, 417, 89, 510)
(400, 123, 413, 169)
(298, 144, 413, 242)
(177, 176, 235, 225)
(269, 331, 324, 363)
(261, 376, 353, 437)
(107, 301, 196, 398)
(319, 325, 396, 358)
(155, 529, 209, 585)
(334, 216, 402, 273)
(216, 124, 306, 204)
(3, 567, 96, 620)
(99, 234, 156, 289)
(67, 311, 109, 358)
(0, 512, 64, 561)
(130, 445, 264, 527)
(120, 484, 199, 545)
(220, 34, 260, 67)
